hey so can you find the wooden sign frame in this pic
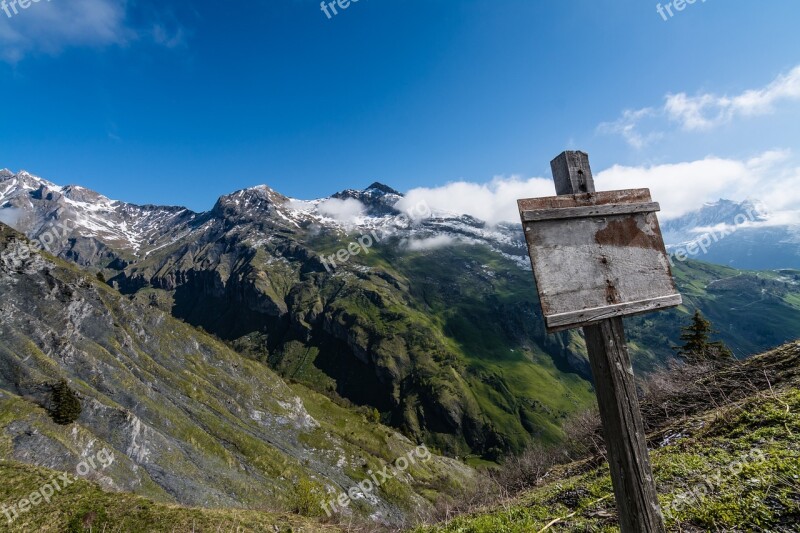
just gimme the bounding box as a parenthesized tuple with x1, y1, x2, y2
(518, 188, 682, 333)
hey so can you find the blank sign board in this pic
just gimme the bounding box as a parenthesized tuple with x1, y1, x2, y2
(518, 188, 682, 333)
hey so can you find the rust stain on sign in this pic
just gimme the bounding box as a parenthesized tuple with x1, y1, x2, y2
(517, 188, 682, 333)
(594, 217, 664, 251)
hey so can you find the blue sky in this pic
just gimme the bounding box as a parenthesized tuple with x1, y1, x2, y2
(0, 0, 799, 219)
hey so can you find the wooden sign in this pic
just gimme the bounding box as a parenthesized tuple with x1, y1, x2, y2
(518, 151, 675, 533)
(518, 188, 682, 333)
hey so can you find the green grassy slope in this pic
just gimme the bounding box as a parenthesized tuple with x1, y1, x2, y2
(352, 238, 800, 453)
(256, 230, 800, 460)
(0, 461, 329, 533)
(417, 341, 800, 532)
(291, 238, 598, 458)
(385, 244, 596, 450)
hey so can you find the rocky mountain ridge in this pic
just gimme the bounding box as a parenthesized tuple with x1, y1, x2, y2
(2, 169, 800, 460)
(662, 198, 800, 269)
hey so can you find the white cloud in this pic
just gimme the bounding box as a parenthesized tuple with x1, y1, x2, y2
(0, 0, 186, 62)
(404, 235, 458, 252)
(596, 157, 752, 219)
(394, 151, 800, 225)
(600, 65, 800, 147)
(597, 150, 800, 221)
(397, 176, 555, 226)
(0, 206, 22, 227)
(597, 108, 661, 149)
(317, 198, 366, 223)
(667, 65, 800, 130)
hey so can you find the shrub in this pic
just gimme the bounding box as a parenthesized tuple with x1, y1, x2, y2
(50, 379, 82, 425)
(289, 477, 325, 517)
(489, 443, 560, 494)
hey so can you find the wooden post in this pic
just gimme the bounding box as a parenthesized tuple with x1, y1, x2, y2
(550, 151, 666, 533)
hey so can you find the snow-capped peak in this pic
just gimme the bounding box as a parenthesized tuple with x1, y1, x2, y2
(364, 182, 402, 197)
(0, 170, 197, 257)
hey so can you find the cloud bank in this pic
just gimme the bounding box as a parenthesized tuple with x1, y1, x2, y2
(317, 198, 366, 223)
(397, 176, 555, 226)
(404, 235, 458, 252)
(397, 151, 800, 225)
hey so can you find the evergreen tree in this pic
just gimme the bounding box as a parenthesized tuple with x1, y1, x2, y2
(675, 310, 734, 364)
(96, 271, 106, 283)
(50, 379, 82, 425)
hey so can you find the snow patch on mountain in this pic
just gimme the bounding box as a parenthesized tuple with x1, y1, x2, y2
(0, 170, 198, 256)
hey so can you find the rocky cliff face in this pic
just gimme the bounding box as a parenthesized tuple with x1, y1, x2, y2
(0, 223, 473, 524)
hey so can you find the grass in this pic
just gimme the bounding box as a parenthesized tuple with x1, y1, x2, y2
(0, 462, 332, 533)
(416, 342, 800, 532)
(7, 342, 796, 532)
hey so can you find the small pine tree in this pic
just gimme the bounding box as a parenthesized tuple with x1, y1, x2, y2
(96, 272, 106, 283)
(675, 310, 734, 364)
(50, 379, 82, 425)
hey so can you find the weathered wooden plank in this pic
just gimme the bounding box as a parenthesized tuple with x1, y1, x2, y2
(584, 317, 667, 533)
(552, 150, 595, 194)
(546, 293, 683, 331)
(521, 201, 660, 222)
(518, 188, 652, 211)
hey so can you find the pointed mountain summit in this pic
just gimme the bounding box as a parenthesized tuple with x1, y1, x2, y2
(365, 182, 402, 196)
(331, 182, 403, 216)
(211, 184, 290, 222)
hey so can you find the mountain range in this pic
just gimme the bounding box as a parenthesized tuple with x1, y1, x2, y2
(662, 198, 800, 270)
(1, 168, 799, 469)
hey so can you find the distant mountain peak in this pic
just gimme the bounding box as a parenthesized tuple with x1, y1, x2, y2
(211, 184, 290, 223)
(330, 182, 403, 217)
(14, 170, 48, 183)
(0, 171, 64, 206)
(365, 182, 402, 196)
(221, 184, 285, 202)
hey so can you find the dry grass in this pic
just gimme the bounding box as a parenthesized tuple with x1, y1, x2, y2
(421, 408, 604, 524)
